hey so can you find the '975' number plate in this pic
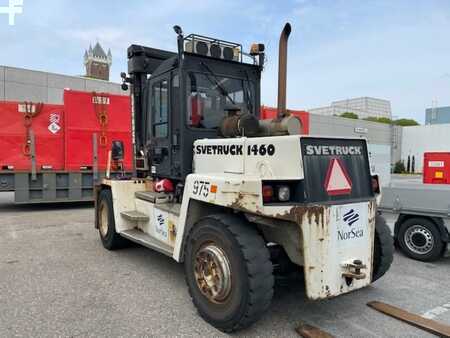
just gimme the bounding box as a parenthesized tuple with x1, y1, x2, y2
(193, 180, 210, 198)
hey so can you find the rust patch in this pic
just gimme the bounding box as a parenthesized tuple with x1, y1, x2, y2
(280, 205, 325, 228)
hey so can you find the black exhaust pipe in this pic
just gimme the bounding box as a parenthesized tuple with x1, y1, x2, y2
(277, 23, 292, 119)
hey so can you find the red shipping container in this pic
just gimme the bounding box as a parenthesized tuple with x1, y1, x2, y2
(0, 102, 65, 170)
(260, 105, 310, 134)
(423, 152, 450, 184)
(63, 90, 133, 171)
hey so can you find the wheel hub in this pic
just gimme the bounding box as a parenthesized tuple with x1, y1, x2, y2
(99, 200, 108, 237)
(405, 225, 434, 255)
(194, 244, 232, 303)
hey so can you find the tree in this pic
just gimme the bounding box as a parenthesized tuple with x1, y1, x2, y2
(339, 112, 359, 119)
(394, 118, 419, 126)
(393, 160, 406, 174)
(363, 116, 420, 126)
(379, 117, 394, 124)
(363, 116, 380, 123)
(363, 116, 392, 124)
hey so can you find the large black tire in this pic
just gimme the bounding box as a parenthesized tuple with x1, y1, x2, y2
(397, 217, 444, 262)
(372, 215, 394, 282)
(184, 214, 274, 332)
(97, 189, 128, 250)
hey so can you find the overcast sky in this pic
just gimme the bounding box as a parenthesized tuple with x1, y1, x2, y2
(1, 0, 450, 122)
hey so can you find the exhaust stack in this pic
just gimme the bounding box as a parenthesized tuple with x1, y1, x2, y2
(220, 23, 301, 138)
(277, 23, 292, 118)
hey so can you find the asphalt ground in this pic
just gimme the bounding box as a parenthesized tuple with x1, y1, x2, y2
(1, 191, 449, 337)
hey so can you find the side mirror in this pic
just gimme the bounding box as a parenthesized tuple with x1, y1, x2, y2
(111, 140, 124, 161)
(121, 83, 129, 91)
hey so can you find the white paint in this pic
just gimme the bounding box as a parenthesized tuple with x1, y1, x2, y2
(401, 124, 450, 173)
(422, 301, 450, 319)
(106, 135, 377, 301)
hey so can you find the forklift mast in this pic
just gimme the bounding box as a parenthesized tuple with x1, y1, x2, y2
(125, 45, 177, 166)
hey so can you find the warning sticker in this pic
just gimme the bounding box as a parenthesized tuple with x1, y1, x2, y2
(324, 158, 352, 196)
(48, 113, 61, 134)
(154, 210, 169, 241)
(48, 122, 61, 134)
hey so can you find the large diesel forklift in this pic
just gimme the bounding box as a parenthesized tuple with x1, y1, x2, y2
(95, 23, 393, 332)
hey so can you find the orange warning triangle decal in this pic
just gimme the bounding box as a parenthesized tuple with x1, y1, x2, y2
(324, 158, 352, 196)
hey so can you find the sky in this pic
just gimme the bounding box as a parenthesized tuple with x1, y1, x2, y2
(1, 0, 450, 123)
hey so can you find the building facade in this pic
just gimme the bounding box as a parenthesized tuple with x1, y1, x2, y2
(84, 42, 112, 81)
(425, 106, 450, 125)
(309, 113, 393, 186)
(309, 97, 392, 120)
(0, 65, 123, 104)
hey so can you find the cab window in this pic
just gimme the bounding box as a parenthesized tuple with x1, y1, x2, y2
(152, 79, 168, 137)
(186, 72, 254, 129)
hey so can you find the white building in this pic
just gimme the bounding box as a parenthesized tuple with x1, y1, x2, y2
(309, 97, 392, 120)
(400, 124, 450, 173)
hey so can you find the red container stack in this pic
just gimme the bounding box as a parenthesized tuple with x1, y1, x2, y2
(0, 102, 65, 170)
(64, 90, 133, 171)
(260, 105, 310, 134)
(0, 89, 132, 172)
(423, 152, 450, 184)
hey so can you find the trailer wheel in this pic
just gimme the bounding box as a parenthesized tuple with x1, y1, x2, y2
(184, 214, 274, 332)
(98, 189, 127, 250)
(398, 218, 443, 262)
(372, 215, 394, 282)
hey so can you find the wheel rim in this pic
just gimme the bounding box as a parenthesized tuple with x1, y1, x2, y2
(404, 225, 434, 255)
(194, 243, 232, 304)
(99, 200, 109, 238)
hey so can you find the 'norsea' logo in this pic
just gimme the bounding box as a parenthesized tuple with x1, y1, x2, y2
(343, 209, 359, 226)
(338, 208, 363, 241)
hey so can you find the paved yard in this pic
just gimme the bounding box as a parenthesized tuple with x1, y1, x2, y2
(0, 192, 449, 337)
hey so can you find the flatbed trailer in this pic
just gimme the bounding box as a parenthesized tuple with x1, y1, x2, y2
(0, 170, 129, 204)
(379, 176, 450, 261)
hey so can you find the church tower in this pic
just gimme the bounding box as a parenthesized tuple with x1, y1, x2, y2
(84, 42, 112, 81)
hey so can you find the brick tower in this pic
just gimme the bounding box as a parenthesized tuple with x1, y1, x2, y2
(84, 42, 112, 81)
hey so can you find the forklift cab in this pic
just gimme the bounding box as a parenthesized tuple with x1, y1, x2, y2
(127, 33, 263, 182)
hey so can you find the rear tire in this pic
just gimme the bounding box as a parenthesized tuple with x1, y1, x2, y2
(372, 215, 394, 282)
(97, 189, 128, 250)
(184, 214, 274, 332)
(398, 217, 443, 262)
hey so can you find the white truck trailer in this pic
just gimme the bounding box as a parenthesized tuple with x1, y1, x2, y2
(380, 176, 450, 261)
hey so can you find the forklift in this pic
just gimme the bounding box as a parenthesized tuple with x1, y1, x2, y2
(95, 23, 393, 332)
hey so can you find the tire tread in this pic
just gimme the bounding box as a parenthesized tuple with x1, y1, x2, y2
(185, 213, 274, 332)
(372, 215, 394, 282)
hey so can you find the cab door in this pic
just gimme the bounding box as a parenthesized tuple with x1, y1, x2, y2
(148, 75, 171, 177)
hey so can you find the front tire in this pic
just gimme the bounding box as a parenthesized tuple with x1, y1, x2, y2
(184, 214, 274, 332)
(97, 188, 127, 250)
(397, 217, 444, 262)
